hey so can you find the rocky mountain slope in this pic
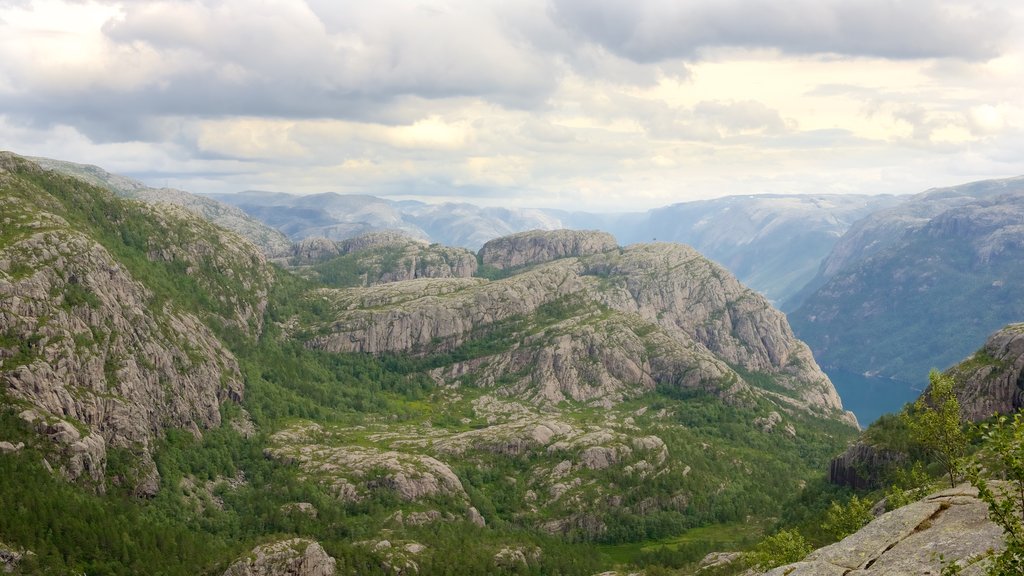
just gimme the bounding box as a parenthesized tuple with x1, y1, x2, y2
(602, 194, 901, 305)
(284, 232, 478, 287)
(306, 231, 848, 419)
(210, 189, 898, 305)
(790, 183, 1024, 384)
(830, 322, 1024, 492)
(946, 324, 1024, 422)
(0, 152, 272, 494)
(0, 152, 860, 575)
(29, 157, 292, 256)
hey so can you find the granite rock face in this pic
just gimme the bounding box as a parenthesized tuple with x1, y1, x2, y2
(0, 153, 268, 490)
(288, 233, 478, 286)
(478, 229, 618, 271)
(223, 538, 336, 576)
(759, 485, 1005, 576)
(947, 323, 1024, 421)
(308, 240, 849, 421)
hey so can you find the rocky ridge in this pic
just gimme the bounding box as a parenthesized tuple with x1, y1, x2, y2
(307, 236, 848, 420)
(286, 233, 478, 287)
(946, 323, 1024, 422)
(29, 156, 292, 257)
(0, 152, 269, 491)
(478, 229, 618, 271)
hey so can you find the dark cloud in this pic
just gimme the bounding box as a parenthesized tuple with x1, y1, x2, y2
(550, 0, 1014, 62)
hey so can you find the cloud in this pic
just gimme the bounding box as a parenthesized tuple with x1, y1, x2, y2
(0, 0, 1023, 212)
(0, 0, 563, 141)
(550, 0, 1014, 62)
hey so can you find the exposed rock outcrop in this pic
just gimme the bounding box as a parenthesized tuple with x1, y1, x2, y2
(947, 323, 1024, 421)
(828, 441, 907, 490)
(289, 233, 478, 286)
(266, 423, 468, 504)
(479, 229, 617, 270)
(223, 538, 336, 576)
(0, 153, 260, 489)
(759, 485, 1004, 575)
(288, 237, 342, 264)
(308, 241, 850, 421)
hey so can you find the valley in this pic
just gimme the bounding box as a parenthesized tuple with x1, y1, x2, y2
(4, 151, 1024, 575)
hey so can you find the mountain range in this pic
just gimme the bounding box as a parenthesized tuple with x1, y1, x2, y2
(0, 152, 858, 575)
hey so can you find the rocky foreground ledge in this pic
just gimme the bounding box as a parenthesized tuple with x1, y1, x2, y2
(758, 484, 1004, 576)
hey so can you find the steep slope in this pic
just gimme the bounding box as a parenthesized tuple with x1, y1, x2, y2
(831, 323, 1024, 489)
(791, 188, 1024, 384)
(30, 156, 292, 256)
(945, 323, 1024, 422)
(0, 152, 272, 493)
(305, 234, 847, 419)
(786, 176, 1024, 311)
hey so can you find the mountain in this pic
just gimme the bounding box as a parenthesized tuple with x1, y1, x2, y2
(212, 189, 898, 305)
(0, 152, 272, 495)
(790, 178, 1024, 384)
(0, 152, 858, 575)
(28, 157, 292, 256)
(601, 194, 901, 305)
(209, 191, 564, 250)
(785, 176, 1024, 311)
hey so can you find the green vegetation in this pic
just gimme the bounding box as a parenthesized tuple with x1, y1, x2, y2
(744, 529, 812, 571)
(0, 158, 862, 575)
(967, 413, 1024, 574)
(905, 371, 968, 487)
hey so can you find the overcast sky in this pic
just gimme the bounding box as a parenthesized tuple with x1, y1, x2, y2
(1, 0, 1022, 211)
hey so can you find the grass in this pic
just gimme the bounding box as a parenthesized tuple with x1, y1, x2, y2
(597, 520, 765, 565)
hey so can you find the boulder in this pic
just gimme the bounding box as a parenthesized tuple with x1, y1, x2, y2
(223, 538, 336, 576)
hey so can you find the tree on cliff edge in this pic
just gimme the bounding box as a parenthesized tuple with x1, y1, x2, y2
(904, 370, 967, 487)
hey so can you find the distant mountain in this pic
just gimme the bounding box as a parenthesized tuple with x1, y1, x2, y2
(602, 194, 901, 304)
(213, 190, 898, 305)
(784, 177, 1024, 311)
(209, 191, 563, 249)
(1, 153, 858, 574)
(29, 157, 292, 256)
(790, 177, 1024, 383)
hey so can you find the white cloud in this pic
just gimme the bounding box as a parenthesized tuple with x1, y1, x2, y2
(0, 0, 1022, 210)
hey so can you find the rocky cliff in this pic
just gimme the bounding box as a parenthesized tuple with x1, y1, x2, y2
(0, 152, 271, 492)
(478, 229, 618, 271)
(947, 323, 1024, 422)
(287, 233, 478, 287)
(223, 539, 336, 576)
(308, 234, 849, 420)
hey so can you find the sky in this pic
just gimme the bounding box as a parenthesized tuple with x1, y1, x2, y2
(1, 0, 1022, 211)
